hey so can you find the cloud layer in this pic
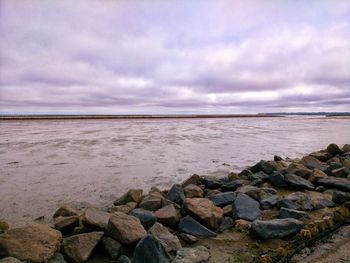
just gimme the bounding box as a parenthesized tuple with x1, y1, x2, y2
(1, 0, 350, 113)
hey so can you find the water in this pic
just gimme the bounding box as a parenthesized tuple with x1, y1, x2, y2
(0, 116, 349, 225)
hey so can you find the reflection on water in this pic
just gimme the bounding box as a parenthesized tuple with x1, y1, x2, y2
(0, 116, 349, 225)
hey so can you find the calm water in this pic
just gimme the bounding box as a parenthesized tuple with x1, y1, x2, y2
(0, 116, 349, 225)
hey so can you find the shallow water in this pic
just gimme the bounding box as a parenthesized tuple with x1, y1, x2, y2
(0, 116, 349, 226)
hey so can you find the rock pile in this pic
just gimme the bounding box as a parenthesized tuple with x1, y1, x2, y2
(0, 143, 350, 262)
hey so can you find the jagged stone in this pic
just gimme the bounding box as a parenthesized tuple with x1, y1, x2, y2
(133, 234, 171, 263)
(252, 218, 304, 239)
(54, 216, 79, 234)
(260, 195, 279, 210)
(326, 143, 343, 156)
(154, 204, 180, 228)
(208, 192, 237, 207)
(178, 233, 198, 244)
(114, 189, 143, 206)
(102, 236, 122, 260)
(82, 207, 111, 229)
(221, 180, 242, 192)
(317, 177, 350, 192)
(178, 216, 216, 238)
(278, 207, 309, 220)
(284, 174, 315, 190)
(232, 193, 261, 221)
(167, 184, 186, 205)
(250, 160, 276, 174)
(130, 208, 157, 230)
(183, 184, 204, 198)
(53, 206, 78, 219)
(148, 222, 181, 253)
(108, 202, 137, 214)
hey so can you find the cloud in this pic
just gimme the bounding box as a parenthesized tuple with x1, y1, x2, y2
(0, 0, 350, 113)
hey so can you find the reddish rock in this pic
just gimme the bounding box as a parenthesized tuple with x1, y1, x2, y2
(155, 204, 181, 228)
(184, 184, 204, 198)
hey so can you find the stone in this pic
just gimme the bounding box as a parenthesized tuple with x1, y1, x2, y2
(53, 206, 78, 218)
(108, 202, 137, 214)
(82, 207, 111, 229)
(329, 162, 343, 170)
(0, 257, 22, 263)
(274, 155, 283, 161)
(250, 172, 268, 181)
(310, 151, 331, 162)
(183, 184, 204, 198)
(267, 171, 287, 187)
(61, 232, 103, 263)
(105, 212, 147, 245)
(232, 193, 261, 221)
(250, 160, 276, 174)
(234, 219, 251, 230)
(343, 159, 350, 169)
(0, 221, 9, 233)
(134, 234, 171, 263)
(316, 186, 326, 192)
(284, 174, 315, 190)
(239, 169, 253, 179)
(317, 177, 350, 192)
(221, 180, 242, 192)
(203, 178, 222, 189)
(49, 252, 67, 263)
(280, 192, 313, 211)
(0, 224, 62, 262)
(54, 216, 79, 234)
(342, 144, 350, 152)
(117, 256, 131, 263)
(250, 179, 263, 187)
(278, 198, 300, 210)
(148, 223, 181, 253)
(218, 217, 234, 233)
(278, 207, 309, 220)
(208, 192, 237, 207)
(222, 205, 233, 216)
(313, 198, 335, 209)
(331, 167, 348, 178)
(302, 156, 327, 172)
(71, 226, 93, 236)
(227, 172, 239, 180)
(183, 198, 223, 229)
(236, 185, 277, 201)
(204, 189, 221, 197)
(332, 190, 350, 204)
(178, 216, 216, 237)
(260, 195, 279, 210)
(309, 169, 328, 183)
(139, 193, 164, 211)
(114, 189, 143, 206)
(178, 233, 198, 244)
(181, 174, 203, 187)
(326, 143, 343, 156)
(173, 246, 210, 263)
(154, 204, 180, 228)
(130, 208, 156, 230)
(252, 218, 304, 239)
(102, 236, 122, 260)
(167, 184, 186, 206)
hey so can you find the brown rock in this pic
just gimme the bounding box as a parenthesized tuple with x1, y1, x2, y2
(149, 222, 181, 253)
(139, 192, 164, 211)
(82, 208, 111, 229)
(287, 163, 312, 178)
(342, 144, 350, 153)
(54, 216, 79, 233)
(227, 172, 239, 180)
(0, 221, 9, 233)
(155, 204, 180, 228)
(326, 143, 343, 156)
(181, 174, 203, 187)
(113, 189, 143, 206)
(234, 219, 251, 230)
(331, 167, 348, 178)
(204, 189, 221, 198)
(222, 205, 233, 216)
(53, 206, 78, 219)
(61, 232, 103, 263)
(184, 184, 204, 198)
(178, 233, 198, 244)
(108, 202, 137, 214)
(183, 198, 223, 229)
(0, 223, 62, 262)
(105, 212, 146, 245)
(309, 169, 328, 182)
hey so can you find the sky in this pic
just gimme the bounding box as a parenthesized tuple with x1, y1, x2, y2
(0, 0, 350, 114)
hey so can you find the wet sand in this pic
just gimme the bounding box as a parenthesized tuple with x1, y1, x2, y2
(0, 116, 349, 226)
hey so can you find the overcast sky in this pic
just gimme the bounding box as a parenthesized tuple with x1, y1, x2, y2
(1, 0, 350, 114)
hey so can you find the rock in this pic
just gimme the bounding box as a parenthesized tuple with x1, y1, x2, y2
(332, 190, 350, 204)
(309, 169, 328, 182)
(173, 246, 210, 263)
(331, 167, 348, 178)
(183, 198, 223, 229)
(71, 226, 93, 236)
(61, 232, 103, 263)
(326, 143, 343, 156)
(329, 162, 343, 170)
(221, 180, 242, 192)
(310, 151, 331, 162)
(278, 207, 309, 220)
(218, 217, 234, 233)
(130, 208, 157, 230)
(139, 192, 164, 211)
(313, 198, 335, 209)
(249, 172, 268, 181)
(134, 234, 171, 263)
(284, 174, 315, 190)
(181, 174, 203, 187)
(203, 178, 222, 189)
(82, 207, 111, 229)
(250, 179, 263, 187)
(148, 223, 181, 253)
(317, 177, 350, 192)
(232, 193, 261, 221)
(260, 195, 279, 210)
(0, 224, 62, 262)
(222, 204, 233, 216)
(178, 233, 198, 244)
(53, 206, 78, 219)
(267, 171, 287, 187)
(106, 212, 147, 245)
(227, 172, 239, 180)
(183, 184, 204, 198)
(117, 256, 131, 263)
(234, 219, 251, 230)
(279, 192, 313, 211)
(252, 218, 304, 239)
(302, 156, 327, 172)
(114, 189, 143, 206)
(316, 186, 326, 192)
(239, 169, 253, 179)
(178, 216, 216, 237)
(250, 160, 276, 174)
(208, 192, 237, 207)
(108, 202, 138, 214)
(54, 216, 79, 234)
(167, 184, 186, 205)
(154, 204, 180, 228)
(48, 252, 67, 263)
(342, 144, 350, 152)
(278, 198, 300, 210)
(0, 221, 9, 233)
(102, 236, 122, 260)
(236, 185, 277, 201)
(0, 257, 22, 263)
(274, 155, 283, 161)
(204, 189, 221, 197)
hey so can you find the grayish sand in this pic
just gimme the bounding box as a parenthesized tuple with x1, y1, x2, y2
(0, 116, 349, 226)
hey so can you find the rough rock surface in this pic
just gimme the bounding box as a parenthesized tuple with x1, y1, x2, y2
(133, 234, 171, 263)
(53, 206, 78, 219)
(54, 216, 79, 233)
(0, 257, 22, 263)
(183, 184, 204, 198)
(173, 246, 210, 263)
(108, 202, 137, 214)
(251, 218, 304, 239)
(154, 204, 180, 228)
(167, 184, 186, 206)
(178, 216, 216, 237)
(102, 236, 122, 260)
(317, 177, 350, 192)
(130, 208, 156, 230)
(232, 193, 261, 221)
(82, 207, 111, 229)
(208, 192, 237, 207)
(277, 207, 309, 220)
(284, 174, 315, 190)
(114, 189, 143, 206)
(148, 222, 181, 253)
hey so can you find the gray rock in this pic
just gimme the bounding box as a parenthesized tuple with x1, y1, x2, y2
(218, 217, 234, 233)
(326, 143, 343, 156)
(260, 195, 279, 210)
(178, 216, 216, 238)
(53, 206, 78, 219)
(250, 171, 268, 181)
(310, 151, 331, 162)
(148, 222, 181, 253)
(54, 216, 79, 234)
(49, 253, 67, 263)
(278, 198, 300, 210)
(331, 167, 348, 178)
(130, 208, 156, 230)
(302, 156, 327, 172)
(117, 255, 131, 263)
(316, 186, 326, 192)
(102, 236, 122, 260)
(134, 234, 171, 263)
(250, 160, 276, 174)
(0, 257, 22, 263)
(278, 207, 309, 220)
(267, 171, 287, 187)
(173, 246, 210, 263)
(232, 193, 261, 221)
(279, 192, 313, 211)
(208, 192, 237, 207)
(252, 218, 304, 239)
(178, 233, 198, 244)
(332, 190, 350, 204)
(284, 174, 315, 190)
(221, 180, 242, 192)
(167, 184, 186, 205)
(317, 177, 350, 192)
(313, 198, 335, 209)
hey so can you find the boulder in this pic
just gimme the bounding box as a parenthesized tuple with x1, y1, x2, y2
(342, 144, 350, 152)
(252, 218, 304, 239)
(316, 177, 350, 192)
(133, 234, 171, 263)
(183, 184, 204, 198)
(208, 192, 237, 207)
(54, 216, 79, 234)
(326, 143, 343, 156)
(53, 206, 78, 218)
(279, 192, 313, 211)
(0, 224, 62, 262)
(82, 207, 111, 229)
(267, 171, 287, 187)
(108, 202, 137, 214)
(154, 204, 180, 228)
(221, 180, 242, 192)
(102, 236, 122, 260)
(105, 212, 147, 245)
(249, 172, 268, 181)
(274, 155, 283, 161)
(148, 222, 181, 253)
(181, 174, 203, 187)
(236, 186, 277, 201)
(302, 156, 327, 172)
(130, 209, 156, 230)
(61, 232, 103, 263)
(309, 169, 328, 183)
(178, 216, 216, 237)
(250, 160, 276, 174)
(332, 190, 350, 204)
(232, 193, 261, 221)
(278, 207, 309, 220)
(173, 246, 210, 263)
(222, 205, 233, 216)
(203, 178, 222, 189)
(178, 233, 198, 244)
(183, 198, 223, 229)
(260, 195, 279, 210)
(0, 258, 22, 263)
(284, 174, 315, 190)
(114, 189, 143, 206)
(166, 184, 185, 206)
(204, 189, 222, 197)
(310, 151, 331, 162)
(331, 167, 348, 178)
(139, 193, 164, 211)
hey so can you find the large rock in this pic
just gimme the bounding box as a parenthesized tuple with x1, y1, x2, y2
(154, 204, 180, 228)
(148, 223, 181, 253)
(332, 190, 350, 204)
(134, 234, 171, 263)
(102, 236, 122, 260)
(53, 206, 78, 219)
(232, 193, 261, 221)
(181, 174, 203, 187)
(114, 189, 143, 206)
(316, 177, 350, 192)
(342, 144, 350, 153)
(61, 232, 103, 263)
(252, 219, 304, 239)
(284, 174, 315, 190)
(302, 156, 327, 172)
(208, 192, 237, 207)
(130, 209, 156, 230)
(236, 186, 277, 201)
(310, 151, 331, 162)
(139, 192, 164, 211)
(54, 216, 79, 234)
(183, 184, 204, 198)
(260, 195, 279, 210)
(82, 207, 111, 229)
(173, 246, 210, 263)
(277, 207, 309, 220)
(221, 180, 242, 192)
(108, 202, 138, 214)
(183, 198, 223, 229)
(0, 224, 62, 262)
(167, 184, 186, 206)
(249, 160, 276, 174)
(309, 169, 328, 183)
(267, 171, 288, 187)
(178, 216, 216, 238)
(105, 212, 147, 245)
(279, 192, 313, 211)
(331, 167, 348, 178)
(326, 143, 343, 156)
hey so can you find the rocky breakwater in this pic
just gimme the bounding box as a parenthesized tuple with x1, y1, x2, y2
(1, 143, 350, 263)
